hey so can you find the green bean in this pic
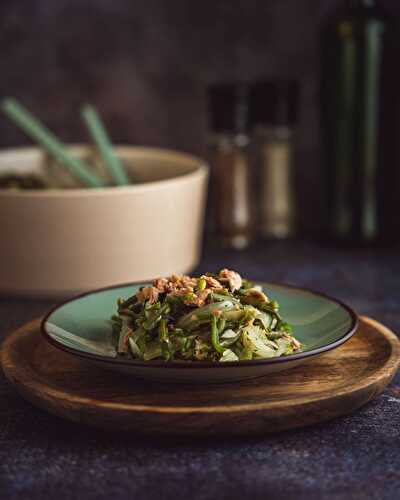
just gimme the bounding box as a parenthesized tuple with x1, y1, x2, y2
(217, 317, 226, 333)
(270, 300, 279, 312)
(277, 321, 293, 333)
(210, 315, 225, 354)
(240, 295, 281, 320)
(142, 312, 162, 331)
(118, 295, 138, 309)
(197, 278, 207, 291)
(212, 292, 240, 303)
(117, 309, 136, 318)
(111, 270, 299, 362)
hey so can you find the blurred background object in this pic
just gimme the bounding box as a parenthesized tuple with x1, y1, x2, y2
(0, 0, 399, 246)
(251, 79, 299, 240)
(207, 82, 254, 250)
(0, 146, 207, 295)
(321, 0, 400, 246)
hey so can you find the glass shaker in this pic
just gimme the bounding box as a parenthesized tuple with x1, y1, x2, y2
(206, 83, 255, 249)
(250, 80, 299, 239)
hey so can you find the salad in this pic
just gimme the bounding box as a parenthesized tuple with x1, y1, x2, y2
(0, 173, 47, 190)
(111, 269, 302, 362)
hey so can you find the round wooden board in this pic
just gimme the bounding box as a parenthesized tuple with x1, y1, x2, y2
(1, 316, 399, 436)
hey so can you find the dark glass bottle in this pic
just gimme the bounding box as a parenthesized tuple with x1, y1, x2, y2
(321, 0, 400, 245)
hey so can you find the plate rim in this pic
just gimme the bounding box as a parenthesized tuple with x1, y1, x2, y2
(41, 280, 359, 369)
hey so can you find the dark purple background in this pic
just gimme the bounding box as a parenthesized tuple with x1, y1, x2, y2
(0, 0, 399, 234)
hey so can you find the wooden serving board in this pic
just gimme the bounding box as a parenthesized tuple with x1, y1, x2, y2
(1, 316, 399, 436)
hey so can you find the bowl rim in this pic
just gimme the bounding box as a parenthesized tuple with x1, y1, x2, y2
(41, 280, 359, 369)
(0, 145, 209, 198)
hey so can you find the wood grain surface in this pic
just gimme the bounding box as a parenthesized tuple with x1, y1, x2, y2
(1, 316, 399, 436)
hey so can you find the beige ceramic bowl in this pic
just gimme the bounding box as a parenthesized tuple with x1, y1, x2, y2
(0, 145, 208, 296)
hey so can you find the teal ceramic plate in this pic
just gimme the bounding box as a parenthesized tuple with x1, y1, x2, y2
(41, 282, 358, 383)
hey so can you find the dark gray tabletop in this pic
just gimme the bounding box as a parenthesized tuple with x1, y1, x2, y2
(1, 241, 399, 500)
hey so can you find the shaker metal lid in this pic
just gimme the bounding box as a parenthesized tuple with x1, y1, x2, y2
(250, 79, 300, 126)
(207, 82, 251, 134)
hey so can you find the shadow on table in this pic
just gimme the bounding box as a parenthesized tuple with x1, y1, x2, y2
(2, 376, 395, 451)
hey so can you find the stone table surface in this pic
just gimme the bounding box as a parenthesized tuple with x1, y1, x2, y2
(1, 241, 399, 500)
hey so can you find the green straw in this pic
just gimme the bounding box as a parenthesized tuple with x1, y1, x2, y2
(1, 98, 105, 188)
(81, 104, 129, 186)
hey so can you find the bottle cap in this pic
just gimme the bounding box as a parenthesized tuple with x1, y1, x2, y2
(250, 80, 300, 127)
(207, 82, 251, 134)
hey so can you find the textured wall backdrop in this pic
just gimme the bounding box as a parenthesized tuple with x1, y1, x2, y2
(0, 0, 398, 234)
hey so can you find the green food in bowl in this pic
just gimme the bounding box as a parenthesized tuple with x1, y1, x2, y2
(0, 173, 47, 190)
(111, 269, 302, 362)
